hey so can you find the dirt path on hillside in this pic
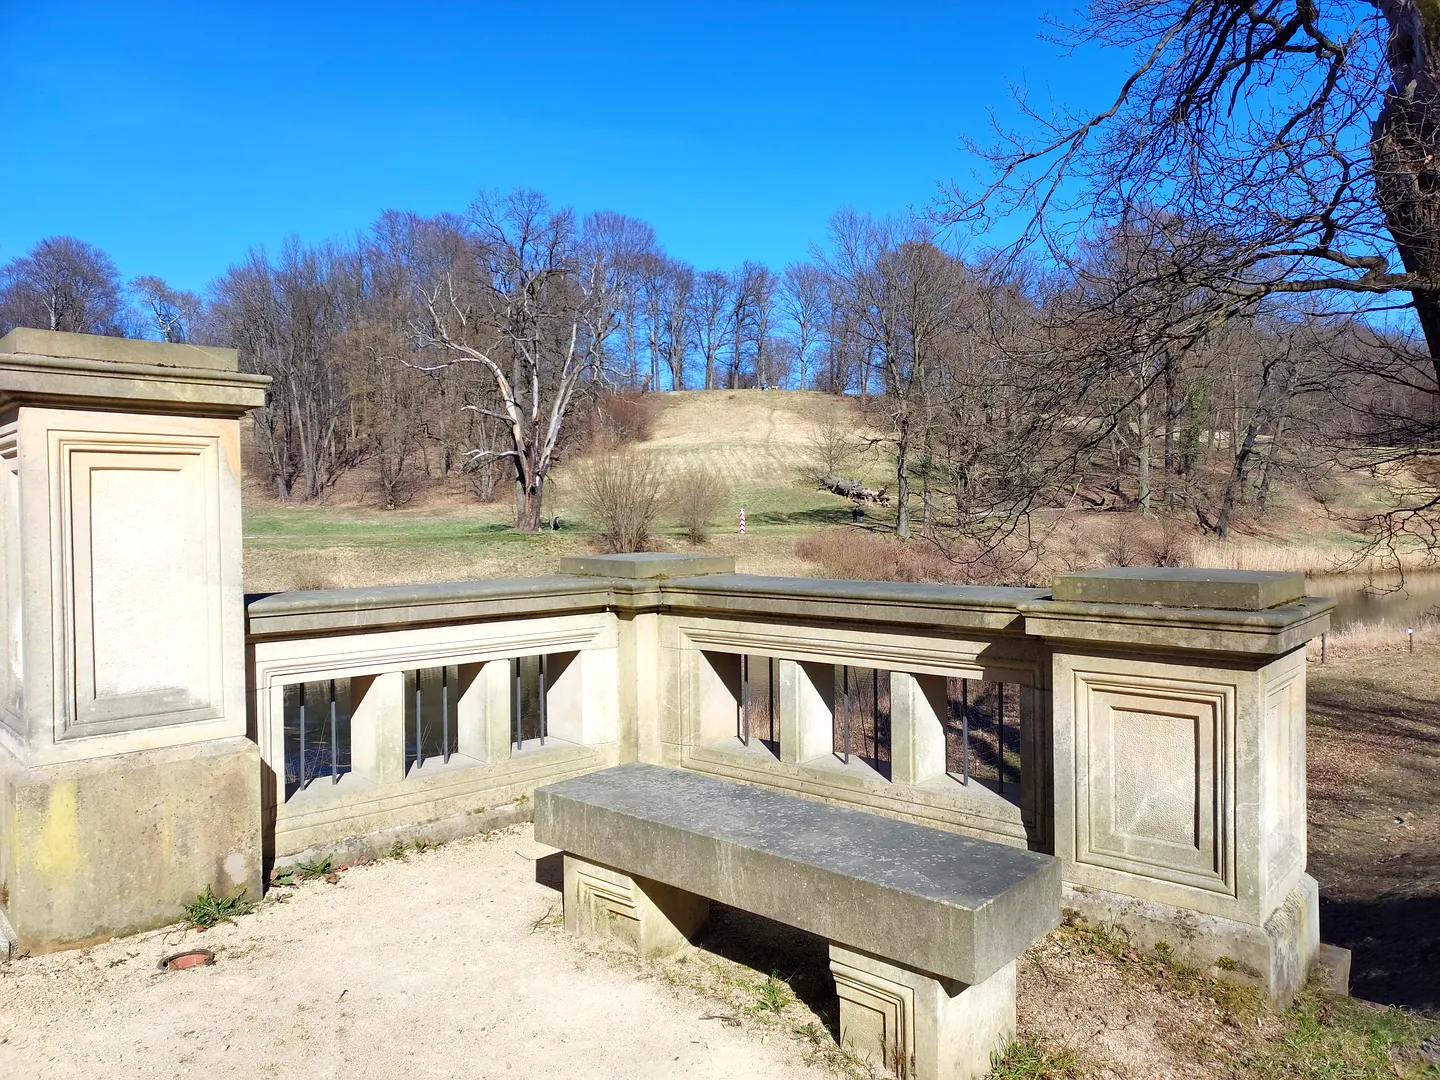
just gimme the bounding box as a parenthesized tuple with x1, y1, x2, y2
(0, 830, 835, 1080)
(1308, 649, 1440, 1011)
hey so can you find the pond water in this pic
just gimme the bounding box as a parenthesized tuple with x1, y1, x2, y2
(1305, 572, 1440, 630)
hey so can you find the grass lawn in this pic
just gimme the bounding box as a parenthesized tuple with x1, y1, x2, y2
(242, 390, 884, 591)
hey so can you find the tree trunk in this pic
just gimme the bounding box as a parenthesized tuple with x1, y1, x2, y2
(895, 417, 911, 540)
(1255, 414, 1286, 512)
(519, 480, 544, 531)
(1216, 414, 1262, 539)
(1373, 1, 1440, 382)
(1162, 356, 1177, 509)
(1137, 388, 1152, 514)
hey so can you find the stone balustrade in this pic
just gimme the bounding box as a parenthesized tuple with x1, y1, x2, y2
(0, 331, 1334, 1007)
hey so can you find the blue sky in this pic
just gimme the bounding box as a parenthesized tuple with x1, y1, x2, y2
(0, 2, 1125, 293)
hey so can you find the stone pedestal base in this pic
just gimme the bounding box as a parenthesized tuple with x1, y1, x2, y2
(829, 943, 1016, 1080)
(0, 737, 263, 954)
(1062, 874, 1320, 1005)
(562, 853, 710, 959)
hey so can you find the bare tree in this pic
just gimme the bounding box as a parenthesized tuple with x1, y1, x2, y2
(658, 258, 694, 389)
(0, 236, 127, 336)
(132, 275, 202, 342)
(208, 239, 361, 500)
(690, 270, 732, 390)
(415, 190, 640, 531)
(782, 261, 827, 390)
(824, 211, 955, 539)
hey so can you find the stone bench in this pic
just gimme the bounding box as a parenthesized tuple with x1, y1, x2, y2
(534, 763, 1060, 1080)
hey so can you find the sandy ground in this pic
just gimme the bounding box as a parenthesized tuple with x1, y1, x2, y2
(0, 828, 835, 1080)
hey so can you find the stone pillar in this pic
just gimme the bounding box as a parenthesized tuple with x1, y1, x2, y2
(562, 853, 710, 959)
(1020, 568, 1332, 1003)
(889, 672, 948, 786)
(0, 329, 269, 954)
(829, 943, 1016, 1080)
(778, 660, 834, 764)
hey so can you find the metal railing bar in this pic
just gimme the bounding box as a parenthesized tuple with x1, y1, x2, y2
(512, 657, 521, 749)
(329, 679, 339, 785)
(739, 653, 749, 746)
(997, 682, 1004, 794)
(961, 678, 970, 785)
(298, 690, 306, 792)
(414, 669, 424, 771)
(539, 655, 547, 746)
(442, 667, 451, 764)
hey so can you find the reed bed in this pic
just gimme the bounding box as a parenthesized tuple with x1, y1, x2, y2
(1308, 617, 1440, 660)
(1190, 538, 1438, 576)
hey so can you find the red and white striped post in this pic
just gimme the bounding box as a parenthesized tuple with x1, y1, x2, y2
(739, 507, 746, 535)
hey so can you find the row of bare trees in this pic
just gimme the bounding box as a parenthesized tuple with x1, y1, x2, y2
(811, 202, 1432, 570)
(0, 236, 202, 342)
(4, 188, 1431, 561)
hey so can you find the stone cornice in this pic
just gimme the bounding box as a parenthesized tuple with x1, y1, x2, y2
(0, 351, 270, 418)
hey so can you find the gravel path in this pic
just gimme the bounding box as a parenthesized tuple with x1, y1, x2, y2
(0, 826, 832, 1080)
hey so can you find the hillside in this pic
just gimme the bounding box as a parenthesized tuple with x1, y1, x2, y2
(242, 389, 878, 592)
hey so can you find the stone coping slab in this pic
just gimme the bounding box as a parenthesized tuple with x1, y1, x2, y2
(247, 571, 1332, 651)
(535, 763, 1060, 984)
(560, 553, 736, 578)
(0, 328, 239, 371)
(1051, 567, 1307, 611)
(658, 574, 1051, 633)
(245, 573, 1058, 638)
(245, 577, 618, 637)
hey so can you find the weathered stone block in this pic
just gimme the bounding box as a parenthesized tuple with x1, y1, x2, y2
(1051, 567, 1306, 611)
(0, 736, 262, 953)
(535, 763, 1060, 985)
(1063, 873, 1320, 1006)
(563, 853, 709, 959)
(830, 943, 1016, 1080)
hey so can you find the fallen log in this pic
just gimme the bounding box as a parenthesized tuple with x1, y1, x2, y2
(819, 476, 890, 505)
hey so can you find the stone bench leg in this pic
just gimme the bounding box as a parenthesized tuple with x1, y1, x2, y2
(562, 854, 710, 960)
(829, 943, 1016, 1080)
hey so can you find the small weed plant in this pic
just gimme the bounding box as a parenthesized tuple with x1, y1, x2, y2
(183, 886, 255, 929)
(752, 972, 791, 1015)
(273, 855, 333, 886)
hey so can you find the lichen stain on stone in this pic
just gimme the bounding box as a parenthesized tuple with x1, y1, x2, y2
(27, 779, 81, 883)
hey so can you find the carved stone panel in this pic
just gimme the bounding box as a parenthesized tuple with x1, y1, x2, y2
(1074, 672, 1235, 896)
(52, 433, 225, 739)
(1261, 663, 1306, 898)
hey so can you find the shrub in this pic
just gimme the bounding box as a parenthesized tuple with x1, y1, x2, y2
(669, 465, 731, 543)
(571, 451, 668, 552)
(795, 528, 957, 583)
(572, 390, 658, 451)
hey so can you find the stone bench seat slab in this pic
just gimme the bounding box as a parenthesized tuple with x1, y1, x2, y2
(535, 763, 1060, 985)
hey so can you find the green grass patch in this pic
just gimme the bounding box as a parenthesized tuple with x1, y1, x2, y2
(989, 1035, 1085, 1079)
(1247, 991, 1440, 1080)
